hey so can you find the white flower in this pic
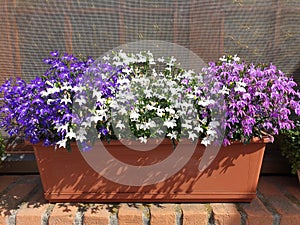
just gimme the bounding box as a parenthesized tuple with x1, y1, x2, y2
(114, 60, 124, 67)
(118, 51, 127, 59)
(61, 82, 72, 91)
(167, 131, 177, 139)
(57, 139, 67, 148)
(234, 86, 246, 93)
(194, 125, 203, 133)
(166, 80, 177, 87)
(198, 98, 215, 107)
(165, 56, 176, 69)
(146, 120, 156, 128)
(98, 97, 107, 106)
(137, 53, 147, 63)
(82, 120, 92, 128)
(145, 104, 156, 111)
(219, 55, 227, 62)
(45, 80, 54, 87)
(209, 120, 220, 128)
(66, 128, 76, 140)
(148, 55, 155, 65)
(207, 129, 217, 136)
(41, 86, 60, 97)
(157, 57, 164, 62)
(117, 77, 131, 86)
(77, 128, 87, 142)
(102, 55, 110, 61)
(116, 121, 125, 130)
(165, 107, 175, 115)
(156, 108, 165, 117)
(41, 90, 48, 97)
(109, 100, 118, 109)
(118, 107, 128, 115)
(195, 89, 203, 97)
(164, 119, 177, 128)
(182, 122, 192, 130)
(61, 97, 72, 105)
(170, 56, 176, 63)
(186, 93, 195, 99)
(201, 137, 211, 146)
(169, 87, 179, 95)
(139, 123, 148, 130)
(92, 109, 107, 122)
(92, 88, 102, 98)
(122, 67, 132, 74)
(56, 123, 69, 133)
(75, 96, 86, 106)
(179, 101, 193, 110)
(152, 68, 158, 77)
(188, 131, 198, 141)
(72, 85, 84, 93)
(139, 136, 148, 143)
(219, 86, 230, 95)
(130, 110, 140, 121)
(133, 77, 149, 86)
(92, 115, 105, 123)
(144, 89, 153, 98)
(47, 99, 55, 105)
(157, 129, 164, 135)
(233, 54, 240, 62)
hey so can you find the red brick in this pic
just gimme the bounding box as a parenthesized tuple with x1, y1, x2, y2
(258, 178, 300, 225)
(48, 203, 78, 225)
(16, 187, 49, 225)
(0, 175, 40, 225)
(0, 175, 299, 225)
(240, 197, 273, 225)
(181, 203, 210, 225)
(118, 203, 143, 225)
(258, 178, 282, 195)
(0, 176, 19, 192)
(285, 184, 300, 201)
(211, 203, 241, 225)
(150, 204, 176, 225)
(284, 184, 300, 201)
(83, 204, 110, 225)
(0, 212, 10, 225)
(265, 176, 300, 200)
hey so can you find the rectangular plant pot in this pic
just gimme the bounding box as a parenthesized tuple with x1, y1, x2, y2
(33, 137, 271, 203)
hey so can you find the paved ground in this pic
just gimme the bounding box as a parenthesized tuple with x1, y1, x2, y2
(0, 175, 299, 225)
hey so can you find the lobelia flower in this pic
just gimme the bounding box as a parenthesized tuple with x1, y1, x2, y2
(202, 55, 300, 145)
(107, 51, 212, 145)
(1, 50, 299, 151)
(0, 51, 121, 150)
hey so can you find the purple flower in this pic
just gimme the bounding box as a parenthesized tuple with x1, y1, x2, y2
(0, 51, 120, 149)
(50, 50, 59, 57)
(203, 55, 300, 144)
(99, 127, 109, 136)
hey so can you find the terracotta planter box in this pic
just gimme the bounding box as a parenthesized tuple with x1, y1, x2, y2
(33, 137, 271, 203)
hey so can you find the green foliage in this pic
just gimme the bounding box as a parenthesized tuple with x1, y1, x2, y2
(0, 133, 5, 161)
(279, 121, 300, 174)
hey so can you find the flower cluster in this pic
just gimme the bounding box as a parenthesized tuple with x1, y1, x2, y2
(106, 51, 212, 144)
(0, 51, 300, 150)
(0, 51, 121, 150)
(203, 55, 300, 145)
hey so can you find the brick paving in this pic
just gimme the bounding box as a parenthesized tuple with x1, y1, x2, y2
(0, 175, 299, 225)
